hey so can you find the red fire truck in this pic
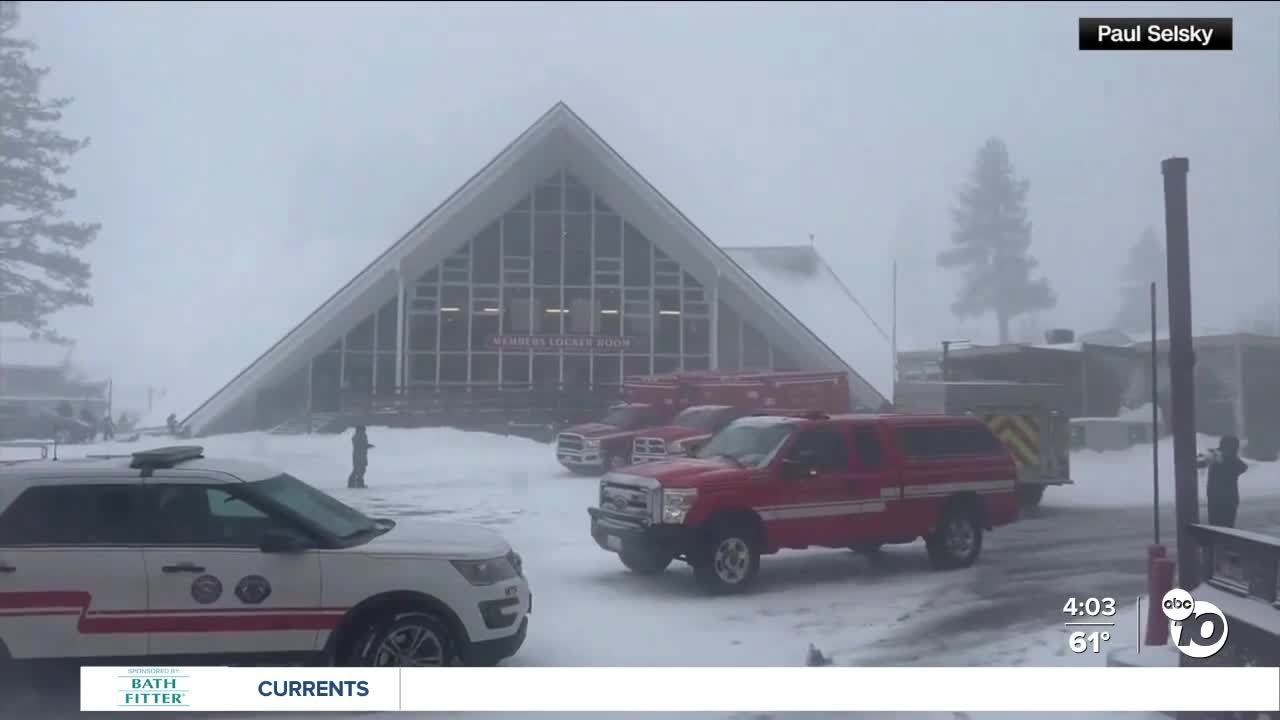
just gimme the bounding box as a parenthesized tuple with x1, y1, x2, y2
(554, 371, 851, 475)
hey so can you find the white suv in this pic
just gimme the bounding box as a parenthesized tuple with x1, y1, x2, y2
(0, 446, 530, 668)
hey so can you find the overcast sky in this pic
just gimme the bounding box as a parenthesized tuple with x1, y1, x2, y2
(18, 1, 1280, 416)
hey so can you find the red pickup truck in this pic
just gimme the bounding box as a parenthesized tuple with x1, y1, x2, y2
(629, 404, 749, 464)
(556, 370, 852, 475)
(587, 411, 1020, 594)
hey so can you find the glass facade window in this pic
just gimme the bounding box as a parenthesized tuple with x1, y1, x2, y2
(346, 315, 375, 353)
(595, 288, 621, 335)
(564, 173, 592, 213)
(473, 222, 500, 284)
(299, 166, 810, 417)
(595, 354, 621, 384)
(439, 353, 467, 383)
(376, 300, 397, 352)
(654, 289, 681, 354)
(564, 214, 590, 285)
(742, 320, 771, 369)
(717, 301, 740, 370)
(563, 354, 590, 386)
(408, 314, 437, 352)
(533, 214, 562, 285)
(502, 353, 530, 383)
(439, 286, 469, 352)
(409, 353, 435, 384)
(374, 353, 395, 393)
(564, 288, 592, 335)
(343, 353, 373, 392)
(595, 214, 621, 258)
(471, 296, 500, 351)
(472, 354, 499, 383)
(624, 354, 650, 377)
(532, 354, 559, 386)
(623, 223, 651, 287)
(534, 287, 562, 334)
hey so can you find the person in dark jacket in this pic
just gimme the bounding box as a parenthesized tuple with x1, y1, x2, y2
(348, 426, 374, 489)
(1199, 435, 1248, 528)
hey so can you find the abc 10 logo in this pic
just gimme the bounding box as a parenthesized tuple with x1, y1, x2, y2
(1162, 588, 1229, 659)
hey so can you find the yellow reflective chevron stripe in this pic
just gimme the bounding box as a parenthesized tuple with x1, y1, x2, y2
(984, 413, 1040, 468)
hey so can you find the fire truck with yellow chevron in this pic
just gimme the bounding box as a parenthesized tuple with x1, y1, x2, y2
(893, 381, 1072, 508)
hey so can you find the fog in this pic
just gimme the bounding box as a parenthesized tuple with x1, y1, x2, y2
(20, 1, 1280, 416)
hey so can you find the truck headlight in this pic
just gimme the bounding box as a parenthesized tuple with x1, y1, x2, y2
(451, 557, 519, 586)
(668, 440, 685, 453)
(584, 438, 600, 449)
(661, 488, 698, 524)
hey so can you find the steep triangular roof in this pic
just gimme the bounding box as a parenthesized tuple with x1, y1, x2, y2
(184, 102, 888, 434)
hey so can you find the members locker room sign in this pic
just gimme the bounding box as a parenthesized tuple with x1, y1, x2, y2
(486, 334, 639, 352)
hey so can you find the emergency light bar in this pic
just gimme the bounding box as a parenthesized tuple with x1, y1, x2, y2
(129, 445, 205, 470)
(82, 666, 1280, 713)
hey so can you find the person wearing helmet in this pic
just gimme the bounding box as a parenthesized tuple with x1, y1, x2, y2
(1198, 435, 1248, 528)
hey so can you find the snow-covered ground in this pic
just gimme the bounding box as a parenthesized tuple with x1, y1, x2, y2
(8, 427, 1274, 719)
(1051, 433, 1280, 508)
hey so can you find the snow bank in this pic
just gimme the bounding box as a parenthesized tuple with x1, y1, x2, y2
(1050, 434, 1280, 509)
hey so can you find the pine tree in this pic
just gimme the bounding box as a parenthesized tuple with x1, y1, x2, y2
(0, 1, 98, 340)
(1112, 227, 1168, 333)
(939, 137, 1054, 344)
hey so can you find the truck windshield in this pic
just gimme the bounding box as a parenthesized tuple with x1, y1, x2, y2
(602, 406, 648, 429)
(673, 407, 729, 431)
(695, 422, 794, 469)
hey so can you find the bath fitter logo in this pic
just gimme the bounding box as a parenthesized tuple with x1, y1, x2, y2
(119, 667, 189, 708)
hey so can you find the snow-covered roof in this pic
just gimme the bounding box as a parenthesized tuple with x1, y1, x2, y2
(182, 102, 890, 434)
(0, 324, 72, 369)
(722, 245, 891, 402)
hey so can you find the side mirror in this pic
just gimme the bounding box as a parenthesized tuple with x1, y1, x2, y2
(260, 530, 310, 554)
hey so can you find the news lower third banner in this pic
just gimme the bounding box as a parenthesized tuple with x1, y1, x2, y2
(82, 666, 1280, 713)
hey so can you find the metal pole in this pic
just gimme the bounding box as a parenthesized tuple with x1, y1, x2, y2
(941, 341, 950, 382)
(891, 260, 898, 397)
(1151, 281, 1159, 546)
(1161, 156, 1200, 590)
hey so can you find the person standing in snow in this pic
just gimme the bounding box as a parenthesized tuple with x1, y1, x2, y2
(348, 426, 374, 489)
(1198, 435, 1248, 528)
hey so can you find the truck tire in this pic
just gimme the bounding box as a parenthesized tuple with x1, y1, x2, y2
(1017, 485, 1045, 508)
(619, 546, 673, 575)
(926, 502, 984, 570)
(694, 521, 761, 594)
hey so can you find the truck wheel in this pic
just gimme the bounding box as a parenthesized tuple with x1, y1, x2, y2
(620, 546, 673, 575)
(926, 503, 983, 570)
(694, 523, 761, 594)
(1017, 485, 1045, 508)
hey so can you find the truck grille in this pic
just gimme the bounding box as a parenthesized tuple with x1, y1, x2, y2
(600, 481, 652, 519)
(632, 437, 667, 462)
(557, 433, 585, 453)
